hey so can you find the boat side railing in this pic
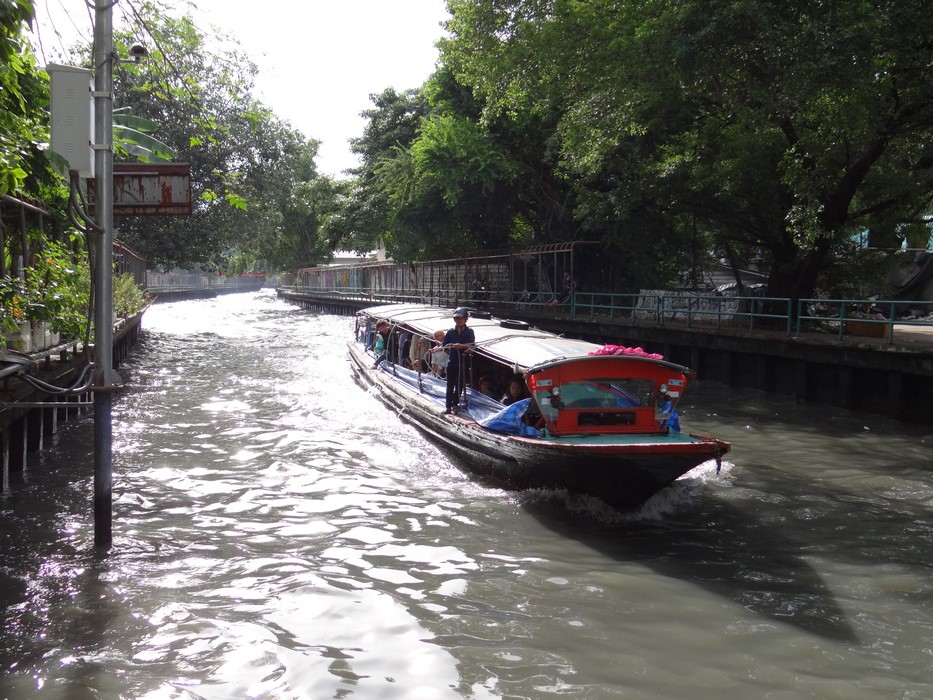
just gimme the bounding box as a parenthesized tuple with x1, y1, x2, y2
(279, 286, 933, 346)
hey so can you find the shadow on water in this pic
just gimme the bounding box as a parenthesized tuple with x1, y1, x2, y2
(519, 491, 861, 644)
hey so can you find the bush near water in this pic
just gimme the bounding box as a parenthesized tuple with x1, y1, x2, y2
(1, 237, 147, 351)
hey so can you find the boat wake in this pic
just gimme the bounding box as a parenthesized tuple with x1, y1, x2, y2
(515, 458, 736, 524)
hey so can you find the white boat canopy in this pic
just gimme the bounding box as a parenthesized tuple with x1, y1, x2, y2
(358, 303, 673, 374)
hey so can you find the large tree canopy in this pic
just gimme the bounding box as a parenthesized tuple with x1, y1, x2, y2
(6, 0, 930, 293)
(345, 67, 583, 264)
(435, 0, 933, 297)
(102, 2, 341, 270)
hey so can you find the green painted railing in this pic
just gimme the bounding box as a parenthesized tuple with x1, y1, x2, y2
(572, 292, 793, 334)
(280, 286, 933, 346)
(795, 298, 933, 344)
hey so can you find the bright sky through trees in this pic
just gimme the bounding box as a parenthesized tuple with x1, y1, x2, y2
(31, 0, 449, 177)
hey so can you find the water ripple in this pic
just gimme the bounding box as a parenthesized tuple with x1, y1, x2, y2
(1, 292, 932, 699)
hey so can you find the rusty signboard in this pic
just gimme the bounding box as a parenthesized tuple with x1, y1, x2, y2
(88, 163, 192, 216)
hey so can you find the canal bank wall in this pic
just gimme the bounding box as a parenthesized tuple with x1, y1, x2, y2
(0, 311, 145, 491)
(278, 288, 933, 426)
(149, 283, 268, 303)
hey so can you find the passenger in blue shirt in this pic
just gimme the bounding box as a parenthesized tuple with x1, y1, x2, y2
(431, 307, 475, 414)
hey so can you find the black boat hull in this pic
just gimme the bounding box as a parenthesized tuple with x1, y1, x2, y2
(349, 343, 726, 510)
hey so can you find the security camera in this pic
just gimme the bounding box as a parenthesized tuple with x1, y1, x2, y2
(128, 43, 148, 61)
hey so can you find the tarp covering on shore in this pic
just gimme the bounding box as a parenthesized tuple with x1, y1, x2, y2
(887, 252, 933, 302)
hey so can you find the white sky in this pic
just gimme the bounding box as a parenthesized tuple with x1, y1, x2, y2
(31, 0, 450, 178)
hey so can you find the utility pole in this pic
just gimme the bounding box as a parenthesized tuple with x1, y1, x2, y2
(92, 0, 115, 549)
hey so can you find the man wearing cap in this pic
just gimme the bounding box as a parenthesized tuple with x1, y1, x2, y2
(431, 307, 475, 414)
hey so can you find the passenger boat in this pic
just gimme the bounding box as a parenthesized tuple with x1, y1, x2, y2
(348, 303, 731, 511)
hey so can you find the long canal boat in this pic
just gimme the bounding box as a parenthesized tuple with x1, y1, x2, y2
(348, 303, 731, 511)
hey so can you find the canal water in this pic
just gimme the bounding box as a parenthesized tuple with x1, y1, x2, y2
(1, 290, 931, 699)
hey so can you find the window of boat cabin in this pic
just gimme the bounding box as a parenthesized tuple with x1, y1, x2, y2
(559, 378, 654, 409)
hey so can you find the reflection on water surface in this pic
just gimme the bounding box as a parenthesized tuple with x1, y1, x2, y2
(0, 290, 931, 699)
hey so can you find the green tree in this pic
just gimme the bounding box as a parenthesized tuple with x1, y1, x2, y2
(440, 0, 933, 298)
(239, 121, 345, 271)
(339, 88, 429, 257)
(377, 108, 522, 259)
(0, 0, 60, 198)
(344, 71, 576, 263)
(59, 1, 339, 272)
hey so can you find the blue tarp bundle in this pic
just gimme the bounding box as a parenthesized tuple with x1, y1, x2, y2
(373, 360, 540, 435)
(659, 404, 681, 433)
(478, 398, 540, 437)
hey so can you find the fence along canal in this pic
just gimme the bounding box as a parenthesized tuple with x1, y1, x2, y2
(281, 250, 933, 426)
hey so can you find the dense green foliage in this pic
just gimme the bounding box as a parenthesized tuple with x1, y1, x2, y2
(2, 0, 931, 302)
(0, 0, 65, 206)
(0, 236, 90, 343)
(103, 2, 340, 271)
(113, 272, 146, 318)
(344, 0, 933, 296)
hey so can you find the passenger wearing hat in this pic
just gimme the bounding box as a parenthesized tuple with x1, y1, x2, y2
(431, 307, 475, 414)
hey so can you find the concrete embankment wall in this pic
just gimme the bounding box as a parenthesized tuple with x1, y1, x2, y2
(278, 288, 933, 426)
(149, 284, 267, 303)
(545, 313, 933, 426)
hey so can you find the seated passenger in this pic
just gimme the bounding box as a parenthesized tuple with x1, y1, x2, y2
(429, 330, 447, 378)
(476, 376, 496, 398)
(500, 376, 526, 405)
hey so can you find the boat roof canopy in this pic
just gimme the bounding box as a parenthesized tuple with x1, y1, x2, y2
(358, 303, 692, 375)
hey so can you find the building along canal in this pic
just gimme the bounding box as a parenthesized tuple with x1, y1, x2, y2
(0, 289, 931, 698)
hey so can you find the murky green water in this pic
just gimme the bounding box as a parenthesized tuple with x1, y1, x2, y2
(1, 290, 931, 699)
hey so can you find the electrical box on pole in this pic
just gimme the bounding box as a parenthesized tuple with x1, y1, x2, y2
(48, 63, 95, 178)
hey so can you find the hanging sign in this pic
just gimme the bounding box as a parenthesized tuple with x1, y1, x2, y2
(88, 163, 192, 216)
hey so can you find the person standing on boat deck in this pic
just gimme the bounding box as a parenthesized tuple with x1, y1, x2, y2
(371, 319, 390, 368)
(431, 307, 475, 414)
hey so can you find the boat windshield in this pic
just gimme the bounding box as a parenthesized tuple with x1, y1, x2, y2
(553, 378, 652, 410)
(528, 358, 687, 435)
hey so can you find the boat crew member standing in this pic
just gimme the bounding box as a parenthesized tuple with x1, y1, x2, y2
(432, 307, 475, 414)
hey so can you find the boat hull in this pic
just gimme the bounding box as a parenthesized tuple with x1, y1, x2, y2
(348, 342, 727, 511)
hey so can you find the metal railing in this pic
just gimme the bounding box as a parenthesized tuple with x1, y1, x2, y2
(282, 285, 933, 346)
(796, 298, 933, 343)
(572, 292, 794, 333)
(279, 286, 560, 312)
(146, 272, 270, 293)
(573, 293, 932, 345)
